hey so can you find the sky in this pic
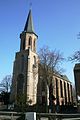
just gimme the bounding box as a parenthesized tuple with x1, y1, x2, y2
(0, 0, 80, 84)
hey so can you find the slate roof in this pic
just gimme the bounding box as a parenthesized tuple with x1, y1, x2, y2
(61, 75, 70, 82)
(53, 71, 71, 83)
(24, 9, 34, 33)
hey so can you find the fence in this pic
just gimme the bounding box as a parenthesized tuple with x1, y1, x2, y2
(0, 111, 23, 120)
(37, 113, 80, 120)
(0, 112, 80, 120)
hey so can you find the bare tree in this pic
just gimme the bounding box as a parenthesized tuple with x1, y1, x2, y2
(1, 75, 12, 92)
(38, 46, 65, 85)
(68, 50, 80, 62)
(37, 46, 65, 112)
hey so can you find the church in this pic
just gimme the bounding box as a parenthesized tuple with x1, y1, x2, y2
(10, 9, 73, 109)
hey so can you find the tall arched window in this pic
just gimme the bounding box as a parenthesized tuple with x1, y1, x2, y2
(21, 55, 24, 72)
(28, 36, 32, 46)
(34, 39, 36, 51)
(34, 56, 36, 65)
(67, 83, 70, 103)
(34, 40, 35, 47)
(56, 78, 59, 104)
(42, 81, 45, 91)
(17, 74, 24, 95)
(60, 80, 63, 98)
(42, 81, 46, 104)
(23, 39, 25, 50)
(64, 82, 67, 104)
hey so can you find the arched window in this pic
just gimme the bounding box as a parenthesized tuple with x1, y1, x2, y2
(23, 39, 25, 50)
(34, 56, 36, 65)
(42, 81, 45, 91)
(17, 74, 24, 95)
(28, 36, 32, 46)
(34, 40, 35, 47)
(56, 78, 59, 104)
(34, 39, 36, 51)
(67, 83, 70, 103)
(21, 55, 24, 72)
(60, 80, 63, 97)
(64, 82, 67, 104)
(42, 81, 46, 104)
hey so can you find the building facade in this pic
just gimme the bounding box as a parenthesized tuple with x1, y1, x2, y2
(53, 74, 72, 105)
(10, 9, 73, 107)
(74, 63, 80, 101)
(37, 73, 73, 106)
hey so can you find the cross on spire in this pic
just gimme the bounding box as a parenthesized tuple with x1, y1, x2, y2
(29, 2, 32, 9)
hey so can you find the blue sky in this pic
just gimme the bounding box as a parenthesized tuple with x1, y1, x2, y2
(0, 0, 80, 84)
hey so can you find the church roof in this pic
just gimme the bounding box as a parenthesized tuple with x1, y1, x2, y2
(24, 9, 34, 33)
(53, 71, 71, 83)
(62, 75, 70, 82)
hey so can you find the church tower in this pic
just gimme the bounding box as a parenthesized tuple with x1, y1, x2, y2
(10, 10, 38, 105)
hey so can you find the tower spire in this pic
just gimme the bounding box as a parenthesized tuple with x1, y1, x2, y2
(24, 9, 34, 33)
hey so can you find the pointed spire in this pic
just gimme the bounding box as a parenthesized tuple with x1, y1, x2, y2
(24, 9, 34, 33)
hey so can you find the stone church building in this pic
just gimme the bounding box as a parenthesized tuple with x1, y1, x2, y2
(10, 10, 73, 107)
